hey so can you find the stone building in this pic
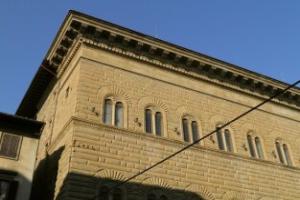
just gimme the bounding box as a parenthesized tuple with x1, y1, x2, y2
(0, 112, 43, 200)
(15, 10, 300, 199)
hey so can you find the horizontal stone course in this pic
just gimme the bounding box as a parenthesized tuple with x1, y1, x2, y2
(66, 120, 300, 199)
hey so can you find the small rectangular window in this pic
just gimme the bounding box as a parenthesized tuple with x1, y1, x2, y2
(0, 133, 21, 159)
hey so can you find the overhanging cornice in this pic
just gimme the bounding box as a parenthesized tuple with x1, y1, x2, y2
(16, 10, 300, 118)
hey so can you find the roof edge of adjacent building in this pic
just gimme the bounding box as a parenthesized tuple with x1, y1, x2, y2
(0, 112, 44, 138)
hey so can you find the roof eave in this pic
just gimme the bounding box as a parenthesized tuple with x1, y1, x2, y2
(16, 10, 300, 118)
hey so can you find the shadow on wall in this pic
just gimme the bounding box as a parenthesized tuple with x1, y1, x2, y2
(30, 146, 212, 200)
(54, 174, 207, 200)
(30, 146, 65, 200)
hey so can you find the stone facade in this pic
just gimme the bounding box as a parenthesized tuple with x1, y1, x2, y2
(19, 11, 300, 200)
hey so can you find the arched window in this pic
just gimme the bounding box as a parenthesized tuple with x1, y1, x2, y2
(147, 194, 156, 200)
(216, 127, 224, 150)
(216, 126, 233, 152)
(191, 121, 199, 142)
(181, 116, 200, 143)
(283, 144, 292, 166)
(224, 129, 233, 152)
(145, 109, 152, 133)
(159, 195, 168, 200)
(189, 193, 204, 200)
(155, 112, 163, 136)
(276, 141, 284, 164)
(147, 193, 168, 200)
(112, 188, 122, 200)
(115, 102, 124, 127)
(144, 108, 164, 136)
(98, 186, 124, 200)
(275, 140, 293, 166)
(255, 137, 264, 159)
(103, 99, 113, 125)
(247, 135, 255, 157)
(99, 186, 109, 200)
(182, 118, 190, 142)
(247, 134, 264, 159)
(103, 98, 124, 128)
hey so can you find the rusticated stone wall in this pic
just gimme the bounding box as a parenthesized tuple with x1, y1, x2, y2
(35, 43, 300, 200)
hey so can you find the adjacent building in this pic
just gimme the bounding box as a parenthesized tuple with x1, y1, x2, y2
(12, 10, 300, 200)
(0, 112, 43, 200)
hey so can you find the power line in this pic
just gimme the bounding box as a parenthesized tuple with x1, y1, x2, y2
(111, 79, 300, 190)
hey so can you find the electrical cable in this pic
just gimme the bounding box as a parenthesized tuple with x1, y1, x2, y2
(110, 79, 300, 191)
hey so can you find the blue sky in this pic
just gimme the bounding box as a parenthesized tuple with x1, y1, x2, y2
(0, 1, 300, 114)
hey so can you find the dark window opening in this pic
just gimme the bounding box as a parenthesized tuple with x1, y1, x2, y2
(191, 121, 199, 142)
(103, 99, 113, 125)
(182, 118, 190, 142)
(145, 109, 152, 133)
(216, 127, 224, 150)
(255, 137, 264, 159)
(247, 135, 255, 157)
(224, 129, 233, 152)
(115, 102, 124, 128)
(155, 112, 163, 136)
(276, 142, 284, 164)
(283, 144, 292, 166)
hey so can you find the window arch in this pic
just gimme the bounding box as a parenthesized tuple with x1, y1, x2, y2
(103, 97, 125, 128)
(144, 107, 164, 136)
(275, 140, 293, 166)
(246, 133, 264, 159)
(181, 116, 200, 143)
(216, 125, 234, 152)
